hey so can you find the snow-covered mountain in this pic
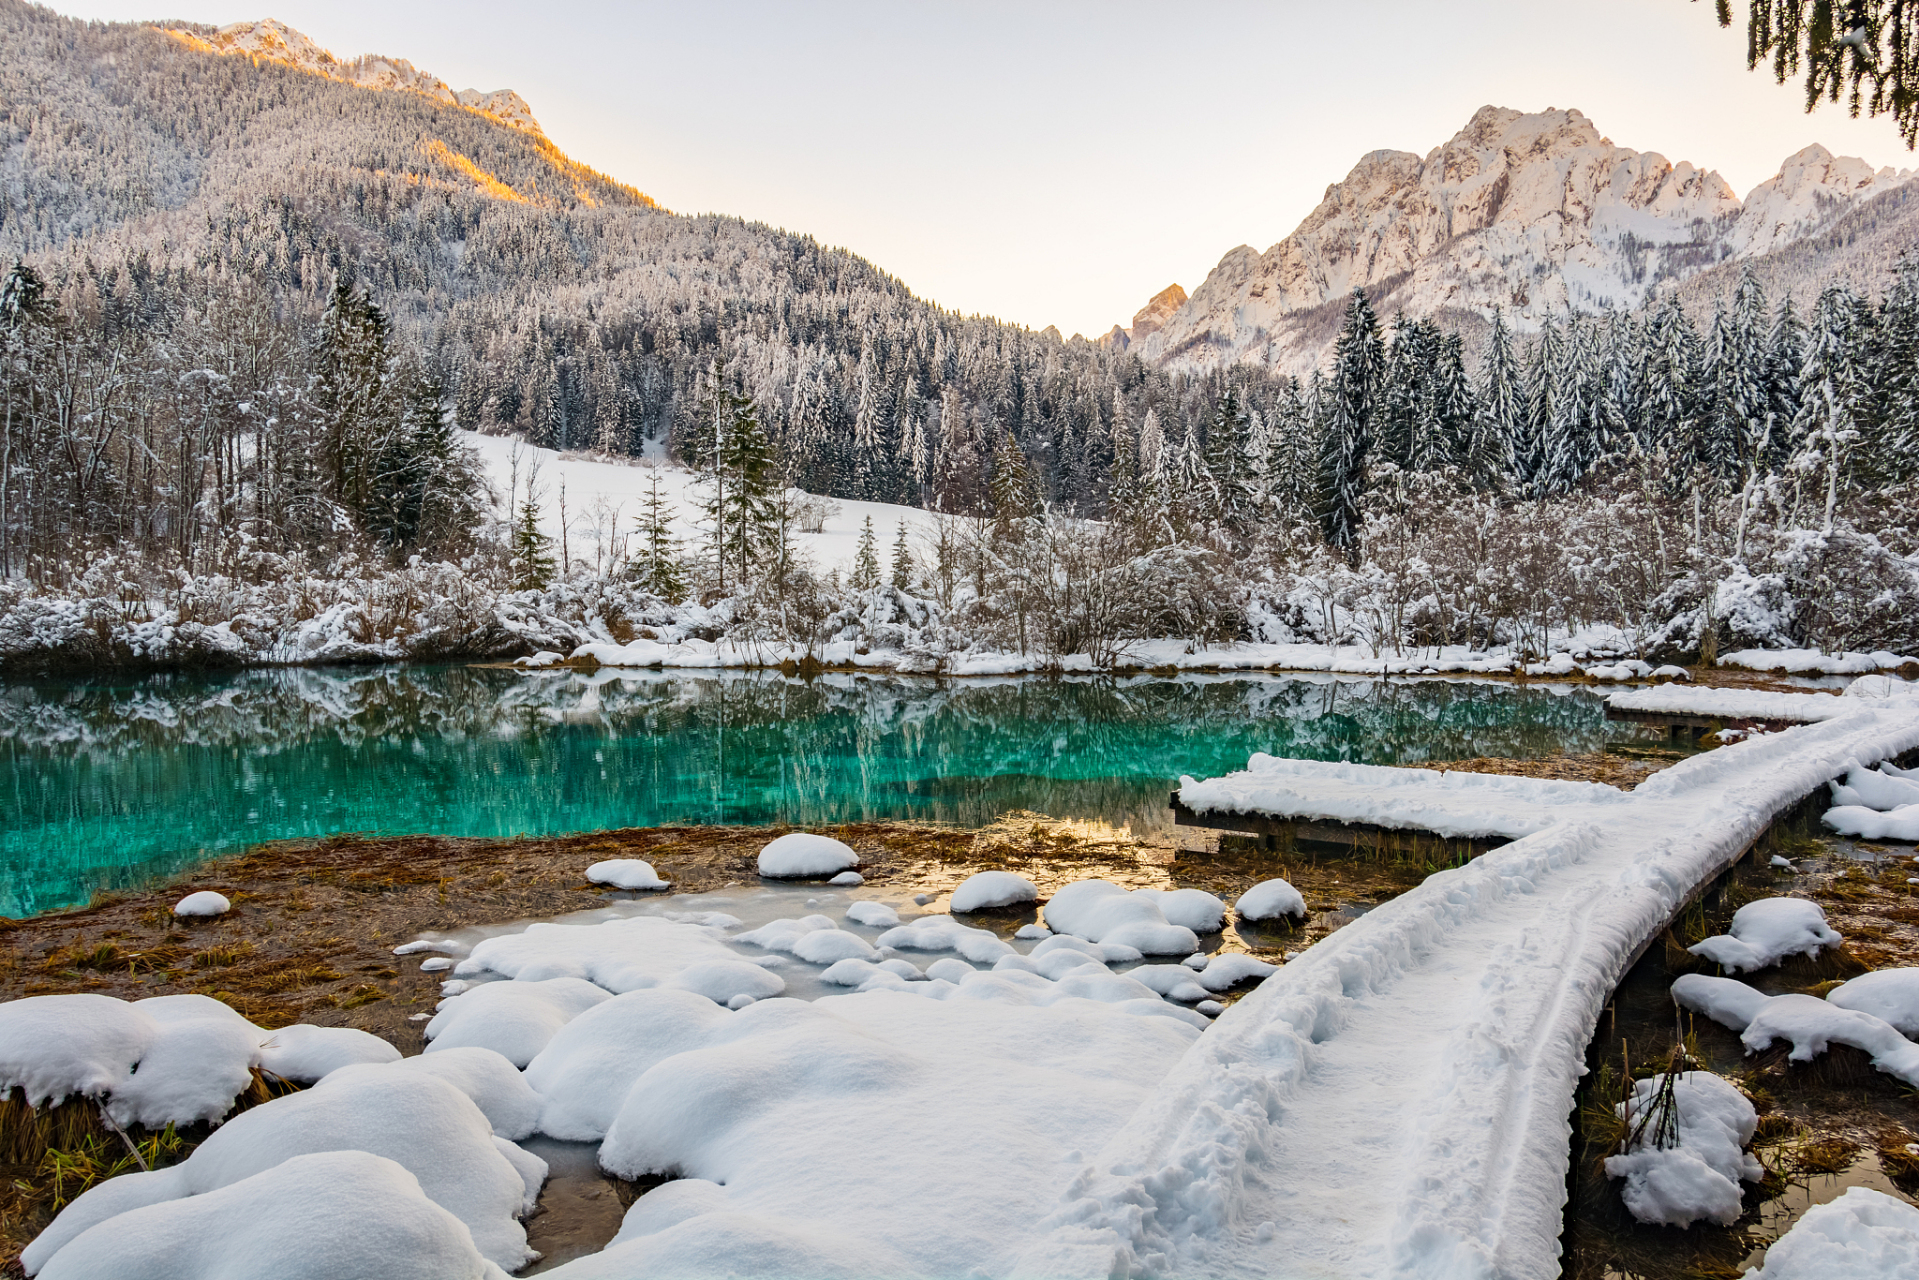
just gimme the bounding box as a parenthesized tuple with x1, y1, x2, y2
(1131, 106, 1915, 374)
(166, 19, 545, 137)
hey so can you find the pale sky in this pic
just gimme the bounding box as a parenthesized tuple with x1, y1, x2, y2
(55, 1, 1917, 336)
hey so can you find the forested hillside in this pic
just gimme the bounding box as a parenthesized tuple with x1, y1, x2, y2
(2, 2, 1916, 672)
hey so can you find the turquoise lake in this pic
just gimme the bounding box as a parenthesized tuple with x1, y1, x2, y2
(1, 666, 1642, 917)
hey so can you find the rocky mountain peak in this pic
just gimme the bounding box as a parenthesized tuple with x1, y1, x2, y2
(164, 19, 545, 137)
(1130, 284, 1188, 340)
(1122, 104, 1914, 375)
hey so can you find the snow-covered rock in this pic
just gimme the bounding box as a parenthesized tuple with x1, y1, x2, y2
(1133, 888, 1227, 934)
(1745, 1185, 1919, 1279)
(172, 890, 230, 918)
(948, 871, 1039, 913)
(1042, 880, 1200, 955)
(1826, 969, 1919, 1038)
(1672, 974, 1919, 1085)
(875, 916, 1016, 963)
(28, 1150, 513, 1280)
(424, 977, 612, 1067)
(1602, 1071, 1762, 1227)
(1236, 877, 1307, 921)
(1825, 804, 1919, 841)
(844, 901, 900, 929)
(757, 833, 859, 878)
(1194, 953, 1279, 993)
(1687, 898, 1842, 973)
(585, 859, 671, 891)
(23, 1067, 539, 1273)
(256, 1024, 400, 1082)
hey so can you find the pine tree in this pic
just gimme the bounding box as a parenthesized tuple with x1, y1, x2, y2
(991, 427, 1042, 533)
(890, 520, 915, 590)
(1472, 308, 1525, 491)
(629, 474, 687, 603)
(317, 278, 399, 531)
(687, 374, 780, 594)
(510, 492, 556, 590)
(1791, 283, 1868, 532)
(1203, 388, 1251, 530)
(852, 515, 881, 590)
(1317, 289, 1383, 556)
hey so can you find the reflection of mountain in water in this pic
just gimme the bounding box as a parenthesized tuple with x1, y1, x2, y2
(1, 667, 1621, 917)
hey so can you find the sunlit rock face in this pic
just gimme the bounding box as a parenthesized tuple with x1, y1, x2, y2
(1127, 105, 1913, 374)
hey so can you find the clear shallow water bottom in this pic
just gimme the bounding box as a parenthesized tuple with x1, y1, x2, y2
(2, 664, 1634, 917)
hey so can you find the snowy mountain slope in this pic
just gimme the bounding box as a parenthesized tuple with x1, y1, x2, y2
(166, 19, 546, 137)
(1132, 106, 1915, 375)
(465, 434, 944, 578)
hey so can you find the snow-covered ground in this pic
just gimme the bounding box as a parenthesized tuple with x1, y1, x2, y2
(1012, 687, 1919, 1278)
(466, 432, 942, 578)
(10, 691, 1919, 1276)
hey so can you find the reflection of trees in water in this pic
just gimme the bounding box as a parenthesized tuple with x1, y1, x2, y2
(3, 666, 1621, 915)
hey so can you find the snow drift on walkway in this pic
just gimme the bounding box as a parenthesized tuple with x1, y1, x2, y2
(1605, 685, 1850, 722)
(1179, 754, 1626, 840)
(1012, 699, 1919, 1279)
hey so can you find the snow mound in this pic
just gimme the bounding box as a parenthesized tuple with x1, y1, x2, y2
(1723, 649, 1911, 676)
(1195, 953, 1279, 992)
(1236, 877, 1307, 921)
(172, 890, 230, 917)
(453, 916, 749, 993)
(1042, 880, 1200, 955)
(1826, 968, 1919, 1037)
(788, 930, 879, 965)
(1133, 888, 1227, 933)
(1825, 804, 1919, 841)
(829, 871, 864, 886)
(734, 914, 838, 952)
(23, 1067, 538, 1274)
(1746, 1185, 1919, 1279)
(1687, 897, 1842, 972)
(875, 916, 1016, 963)
(1845, 673, 1919, 700)
(948, 871, 1038, 913)
(1602, 1071, 1762, 1227)
(256, 1023, 400, 1082)
(28, 1150, 512, 1280)
(1829, 765, 1919, 811)
(375, 1048, 544, 1140)
(1126, 965, 1211, 1002)
(0, 994, 258, 1128)
(1673, 974, 1919, 1085)
(425, 977, 612, 1067)
(844, 901, 899, 928)
(586, 859, 671, 891)
(1180, 754, 1626, 840)
(757, 833, 858, 878)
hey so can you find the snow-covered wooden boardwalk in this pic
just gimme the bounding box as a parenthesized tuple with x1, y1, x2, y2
(1016, 688, 1919, 1280)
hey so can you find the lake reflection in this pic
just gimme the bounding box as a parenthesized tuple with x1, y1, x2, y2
(3, 665, 1626, 916)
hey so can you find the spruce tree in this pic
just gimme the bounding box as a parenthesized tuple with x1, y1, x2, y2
(1317, 289, 1383, 556)
(510, 494, 556, 590)
(852, 515, 881, 590)
(629, 474, 687, 603)
(890, 520, 915, 591)
(316, 278, 398, 531)
(1472, 308, 1525, 490)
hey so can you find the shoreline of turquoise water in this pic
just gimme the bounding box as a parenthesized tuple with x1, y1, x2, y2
(2, 665, 1644, 918)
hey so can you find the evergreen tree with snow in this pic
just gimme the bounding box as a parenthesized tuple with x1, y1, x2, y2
(852, 515, 881, 590)
(629, 474, 687, 604)
(510, 492, 556, 590)
(890, 520, 915, 591)
(1471, 309, 1524, 491)
(1317, 289, 1384, 557)
(687, 374, 780, 595)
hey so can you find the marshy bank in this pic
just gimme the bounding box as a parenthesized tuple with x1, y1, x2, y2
(1562, 818, 1919, 1278)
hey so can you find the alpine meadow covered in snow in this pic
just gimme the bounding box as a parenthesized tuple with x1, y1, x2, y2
(9, 2, 1919, 1279)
